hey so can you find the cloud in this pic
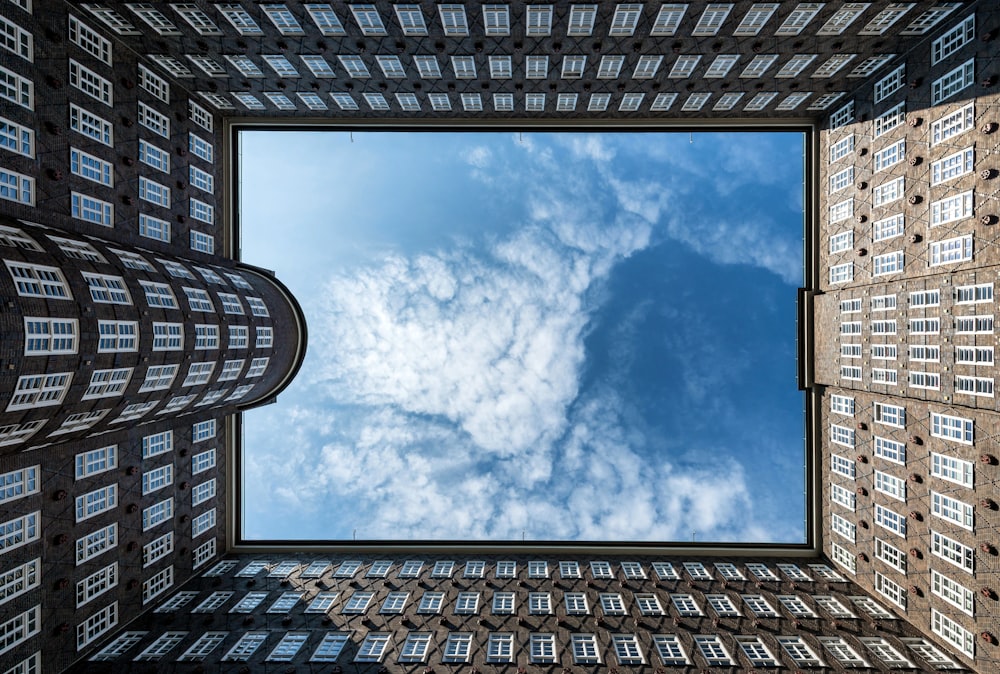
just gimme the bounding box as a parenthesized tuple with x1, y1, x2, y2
(243, 131, 805, 543)
(462, 145, 492, 169)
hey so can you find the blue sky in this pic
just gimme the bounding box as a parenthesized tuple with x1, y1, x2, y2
(239, 130, 805, 543)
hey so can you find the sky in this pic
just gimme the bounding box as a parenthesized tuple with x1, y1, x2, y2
(239, 129, 806, 543)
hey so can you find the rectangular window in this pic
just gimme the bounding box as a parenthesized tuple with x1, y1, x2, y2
(930, 234, 974, 266)
(933, 15, 975, 64)
(932, 530, 974, 574)
(932, 147, 974, 185)
(76, 562, 117, 607)
(69, 15, 111, 64)
(831, 513, 856, 542)
(75, 523, 115, 565)
(0, 64, 32, 110)
(143, 532, 173, 568)
(932, 103, 975, 146)
(142, 498, 173, 531)
(874, 64, 905, 103)
(190, 134, 214, 163)
(932, 59, 974, 104)
(142, 465, 173, 495)
(932, 609, 974, 657)
(873, 102, 906, 138)
(932, 491, 974, 530)
(875, 471, 906, 501)
(873, 177, 904, 207)
(831, 454, 855, 479)
(932, 452, 974, 488)
(77, 601, 117, 649)
(873, 140, 904, 172)
(830, 484, 856, 511)
(830, 199, 853, 223)
(932, 569, 974, 615)
(69, 59, 111, 105)
(7, 372, 72, 411)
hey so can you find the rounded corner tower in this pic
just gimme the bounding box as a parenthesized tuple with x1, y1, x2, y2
(0, 216, 307, 454)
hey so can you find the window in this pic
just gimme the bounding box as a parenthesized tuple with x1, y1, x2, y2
(776, 636, 824, 666)
(634, 593, 664, 615)
(190, 134, 214, 162)
(873, 140, 905, 172)
(77, 601, 117, 649)
(408, 591, 443, 615)
(830, 263, 853, 284)
(931, 412, 973, 444)
(599, 593, 625, 615)
(142, 566, 174, 605)
(0, 64, 31, 110)
(875, 504, 907, 537)
(455, 591, 480, 614)
(932, 103, 975, 146)
(188, 230, 215, 256)
(831, 454, 855, 479)
(875, 471, 906, 501)
(863, 217, 901, 247)
(736, 635, 780, 666)
(217, 359, 244, 382)
(932, 569, 974, 615)
(75, 523, 115, 565)
(7, 373, 72, 412)
(901, 638, 961, 669)
(932, 491, 974, 530)
(831, 543, 856, 574)
(829, 135, 854, 162)
(932, 59, 974, 104)
(814, 595, 855, 619)
(831, 513, 856, 542)
(70, 14, 111, 63)
(135, 631, 187, 661)
(830, 484, 856, 511)
(90, 631, 146, 661)
(932, 147, 974, 185)
(652, 634, 689, 665)
(76, 562, 112, 608)
(930, 234, 974, 266)
(705, 594, 739, 616)
(143, 532, 173, 568)
(258, 4, 303, 34)
(872, 177, 904, 207)
(828, 230, 853, 253)
(183, 362, 215, 387)
(567, 633, 599, 664)
(872, 402, 905, 428)
(874, 64, 905, 103)
(438, 632, 473, 663)
(932, 452, 974, 488)
(142, 465, 173, 495)
(177, 630, 228, 662)
(185, 452, 214, 481)
(339, 590, 372, 614)
(671, 594, 702, 616)
(931, 609, 974, 657)
(366, 590, 407, 616)
(349, 633, 389, 663)
(69, 59, 111, 105)
(142, 498, 173, 531)
(830, 424, 855, 448)
(694, 634, 734, 666)
(933, 14, 975, 64)
(256, 327, 274, 348)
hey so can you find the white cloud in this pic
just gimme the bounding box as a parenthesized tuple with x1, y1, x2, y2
(462, 145, 492, 169)
(244, 131, 805, 543)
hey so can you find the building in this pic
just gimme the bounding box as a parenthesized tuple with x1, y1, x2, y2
(0, 0, 998, 672)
